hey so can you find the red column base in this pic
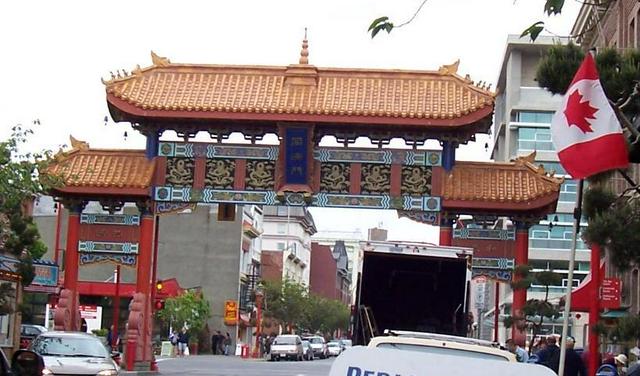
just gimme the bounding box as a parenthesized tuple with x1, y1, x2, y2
(125, 341, 136, 371)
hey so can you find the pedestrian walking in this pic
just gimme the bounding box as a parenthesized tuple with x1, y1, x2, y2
(563, 336, 587, 376)
(506, 338, 529, 363)
(224, 332, 231, 356)
(169, 330, 178, 357)
(211, 331, 219, 355)
(216, 330, 224, 355)
(616, 354, 629, 376)
(541, 336, 561, 373)
(177, 328, 189, 357)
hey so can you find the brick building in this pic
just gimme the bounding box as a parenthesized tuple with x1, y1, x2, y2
(309, 242, 350, 305)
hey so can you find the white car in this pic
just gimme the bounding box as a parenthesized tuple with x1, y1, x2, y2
(302, 336, 328, 359)
(30, 331, 119, 375)
(270, 334, 304, 361)
(327, 341, 342, 357)
(367, 330, 516, 362)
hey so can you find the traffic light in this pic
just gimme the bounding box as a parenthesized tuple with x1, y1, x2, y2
(156, 280, 163, 292)
(155, 299, 165, 310)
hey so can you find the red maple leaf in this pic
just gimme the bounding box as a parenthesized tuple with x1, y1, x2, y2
(563, 90, 598, 133)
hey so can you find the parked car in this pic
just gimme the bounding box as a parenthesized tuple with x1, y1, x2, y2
(327, 341, 343, 357)
(337, 339, 352, 351)
(30, 331, 120, 375)
(301, 340, 314, 361)
(269, 334, 304, 361)
(302, 335, 328, 359)
(0, 347, 45, 375)
(20, 324, 47, 349)
(367, 330, 516, 362)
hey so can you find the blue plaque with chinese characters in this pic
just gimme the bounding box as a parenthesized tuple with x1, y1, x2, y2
(284, 128, 309, 185)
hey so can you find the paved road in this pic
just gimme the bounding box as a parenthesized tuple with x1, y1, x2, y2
(157, 355, 335, 376)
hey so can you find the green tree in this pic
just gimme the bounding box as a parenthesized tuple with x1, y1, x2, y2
(504, 265, 562, 354)
(263, 279, 309, 331)
(300, 295, 350, 335)
(157, 290, 211, 337)
(0, 124, 58, 314)
(368, 1, 596, 41)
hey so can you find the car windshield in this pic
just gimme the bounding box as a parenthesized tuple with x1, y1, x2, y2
(308, 337, 324, 344)
(274, 337, 296, 345)
(328, 342, 340, 347)
(375, 343, 509, 362)
(342, 340, 352, 346)
(302, 341, 310, 347)
(31, 336, 109, 358)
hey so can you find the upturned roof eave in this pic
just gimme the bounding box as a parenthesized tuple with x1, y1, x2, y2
(106, 94, 494, 129)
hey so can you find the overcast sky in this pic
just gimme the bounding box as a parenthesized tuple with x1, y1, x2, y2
(0, 0, 580, 243)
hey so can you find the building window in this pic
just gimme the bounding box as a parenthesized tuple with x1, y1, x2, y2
(512, 111, 554, 124)
(517, 127, 554, 151)
(530, 224, 587, 249)
(559, 181, 578, 203)
(277, 223, 286, 234)
(277, 242, 285, 251)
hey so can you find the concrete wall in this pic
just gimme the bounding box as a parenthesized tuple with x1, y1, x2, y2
(156, 205, 242, 341)
(34, 203, 244, 345)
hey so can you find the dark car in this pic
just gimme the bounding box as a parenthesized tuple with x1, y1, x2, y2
(20, 324, 47, 349)
(0, 347, 45, 375)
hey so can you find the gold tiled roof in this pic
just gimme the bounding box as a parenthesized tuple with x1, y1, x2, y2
(443, 153, 563, 203)
(47, 137, 154, 191)
(104, 53, 494, 124)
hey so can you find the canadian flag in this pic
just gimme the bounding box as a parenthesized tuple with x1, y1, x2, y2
(551, 53, 628, 179)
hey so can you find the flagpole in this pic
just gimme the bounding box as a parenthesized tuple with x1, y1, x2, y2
(558, 178, 584, 376)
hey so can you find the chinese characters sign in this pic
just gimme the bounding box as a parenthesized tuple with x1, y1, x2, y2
(284, 128, 309, 185)
(224, 300, 238, 326)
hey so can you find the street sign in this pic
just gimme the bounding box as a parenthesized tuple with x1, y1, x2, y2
(475, 281, 487, 310)
(601, 278, 621, 309)
(224, 300, 238, 325)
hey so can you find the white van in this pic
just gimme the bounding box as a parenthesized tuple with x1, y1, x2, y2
(330, 347, 555, 376)
(367, 330, 516, 362)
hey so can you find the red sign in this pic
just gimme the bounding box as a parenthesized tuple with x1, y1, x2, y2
(79, 305, 99, 320)
(601, 278, 621, 309)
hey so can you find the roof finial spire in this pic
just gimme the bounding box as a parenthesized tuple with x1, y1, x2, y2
(299, 28, 309, 65)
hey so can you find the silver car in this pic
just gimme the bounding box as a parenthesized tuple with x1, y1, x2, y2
(30, 331, 119, 375)
(303, 335, 328, 359)
(269, 334, 304, 361)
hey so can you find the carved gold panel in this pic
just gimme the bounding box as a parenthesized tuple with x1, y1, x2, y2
(320, 163, 351, 193)
(165, 157, 195, 187)
(401, 166, 432, 195)
(245, 160, 275, 190)
(204, 159, 236, 189)
(361, 164, 391, 195)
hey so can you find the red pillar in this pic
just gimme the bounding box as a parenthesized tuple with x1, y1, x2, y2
(494, 282, 500, 343)
(439, 217, 453, 246)
(126, 209, 155, 370)
(63, 203, 82, 330)
(138, 211, 154, 362)
(137, 213, 154, 296)
(588, 243, 601, 376)
(512, 222, 529, 346)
